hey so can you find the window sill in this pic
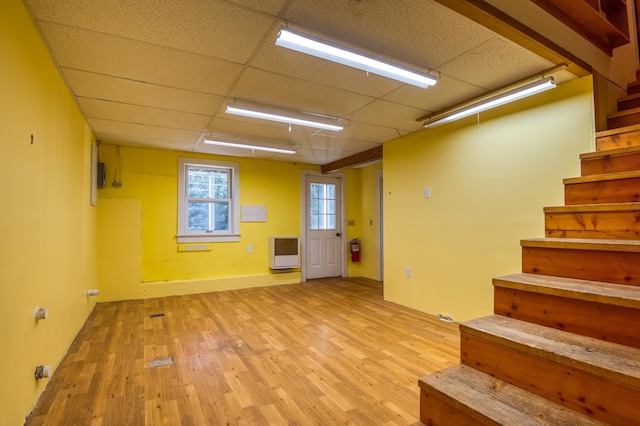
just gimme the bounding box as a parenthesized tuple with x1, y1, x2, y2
(177, 234, 240, 243)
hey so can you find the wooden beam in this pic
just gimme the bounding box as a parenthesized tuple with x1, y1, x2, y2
(321, 145, 382, 174)
(431, 0, 591, 78)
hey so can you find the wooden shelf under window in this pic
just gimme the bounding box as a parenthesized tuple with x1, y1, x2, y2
(531, 0, 630, 55)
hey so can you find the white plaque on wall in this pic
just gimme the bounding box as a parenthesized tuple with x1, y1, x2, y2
(241, 205, 267, 222)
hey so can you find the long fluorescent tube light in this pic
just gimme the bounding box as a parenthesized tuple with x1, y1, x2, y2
(204, 139, 296, 155)
(423, 77, 556, 128)
(275, 28, 437, 88)
(226, 104, 344, 132)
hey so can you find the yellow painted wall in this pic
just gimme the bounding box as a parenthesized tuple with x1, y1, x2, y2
(97, 145, 328, 300)
(383, 76, 594, 322)
(0, 1, 98, 424)
(345, 164, 383, 280)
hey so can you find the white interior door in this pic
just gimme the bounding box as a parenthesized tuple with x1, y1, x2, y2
(305, 175, 342, 279)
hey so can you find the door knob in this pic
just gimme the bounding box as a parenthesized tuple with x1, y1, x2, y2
(336, 233, 342, 237)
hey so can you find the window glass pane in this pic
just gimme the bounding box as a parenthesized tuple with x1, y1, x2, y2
(327, 215, 336, 229)
(188, 167, 228, 199)
(188, 201, 229, 231)
(214, 202, 229, 231)
(187, 170, 210, 198)
(309, 182, 337, 231)
(328, 200, 335, 214)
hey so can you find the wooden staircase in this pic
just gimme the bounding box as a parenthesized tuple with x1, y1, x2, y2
(417, 79, 640, 425)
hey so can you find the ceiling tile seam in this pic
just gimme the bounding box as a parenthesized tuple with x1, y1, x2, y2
(92, 132, 196, 145)
(89, 116, 207, 134)
(59, 66, 229, 99)
(75, 96, 216, 119)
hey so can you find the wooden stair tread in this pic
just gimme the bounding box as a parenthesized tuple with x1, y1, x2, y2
(580, 145, 640, 159)
(563, 169, 640, 184)
(607, 106, 640, 119)
(521, 237, 640, 252)
(419, 365, 606, 426)
(596, 123, 640, 138)
(544, 202, 640, 213)
(618, 92, 640, 103)
(494, 273, 640, 309)
(461, 315, 640, 388)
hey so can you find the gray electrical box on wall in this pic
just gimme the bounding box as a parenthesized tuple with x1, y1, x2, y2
(97, 162, 106, 188)
(269, 236, 300, 269)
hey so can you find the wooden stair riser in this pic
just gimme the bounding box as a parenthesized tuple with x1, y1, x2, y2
(522, 246, 640, 286)
(628, 81, 640, 95)
(564, 177, 640, 205)
(581, 150, 640, 175)
(608, 110, 640, 129)
(596, 127, 640, 151)
(418, 365, 604, 426)
(419, 390, 485, 426)
(545, 209, 640, 239)
(618, 95, 640, 111)
(460, 333, 639, 425)
(494, 286, 640, 348)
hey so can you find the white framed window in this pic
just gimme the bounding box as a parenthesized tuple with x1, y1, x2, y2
(177, 157, 240, 243)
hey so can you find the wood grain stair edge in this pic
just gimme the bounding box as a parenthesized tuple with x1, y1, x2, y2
(580, 145, 640, 159)
(461, 315, 640, 388)
(607, 106, 640, 119)
(596, 123, 640, 138)
(493, 273, 640, 309)
(563, 169, 640, 184)
(419, 365, 607, 426)
(543, 202, 640, 213)
(521, 237, 640, 252)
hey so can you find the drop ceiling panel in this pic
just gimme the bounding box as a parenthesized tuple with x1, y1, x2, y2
(347, 100, 428, 132)
(282, 0, 496, 69)
(38, 22, 244, 95)
(337, 121, 407, 144)
(437, 36, 557, 90)
(25, 0, 275, 64)
(89, 118, 202, 144)
(229, 67, 375, 118)
(78, 98, 211, 131)
(382, 74, 486, 113)
(98, 134, 197, 152)
(63, 69, 224, 116)
(226, 0, 290, 16)
(306, 135, 380, 153)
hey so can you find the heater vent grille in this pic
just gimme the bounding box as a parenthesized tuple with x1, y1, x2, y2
(269, 236, 300, 269)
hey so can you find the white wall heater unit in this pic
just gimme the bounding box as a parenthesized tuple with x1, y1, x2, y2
(269, 236, 300, 269)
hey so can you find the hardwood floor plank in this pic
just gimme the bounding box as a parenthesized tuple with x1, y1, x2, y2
(26, 278, 459, 425)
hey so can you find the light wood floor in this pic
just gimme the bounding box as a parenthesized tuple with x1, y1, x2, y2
(26, 277, 459, 425)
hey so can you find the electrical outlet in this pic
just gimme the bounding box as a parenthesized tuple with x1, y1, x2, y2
(405, 267, 411, 278)
(247, 244, 253, 253)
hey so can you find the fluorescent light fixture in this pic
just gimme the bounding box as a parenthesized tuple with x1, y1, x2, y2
(423, 77, 556, 128)
(226, 104, 344, 132)
(204, 139, 296, 155)
(275, 28, 437, 88)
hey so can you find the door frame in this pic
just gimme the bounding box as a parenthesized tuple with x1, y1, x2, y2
(300, 170, 347, 282)
(377, 169, 384, 282)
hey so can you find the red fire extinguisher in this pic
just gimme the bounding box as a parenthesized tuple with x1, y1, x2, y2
(350, 238, 360, 262)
